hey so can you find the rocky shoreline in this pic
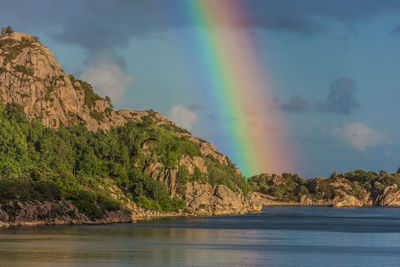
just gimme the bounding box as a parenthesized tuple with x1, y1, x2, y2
(0, 182, 264, 228)
(2, 175, 400, 228)
(3, 192, 400, 229)
(0, 203, 260, 229)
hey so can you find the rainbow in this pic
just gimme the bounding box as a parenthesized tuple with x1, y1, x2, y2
(183, 0, 294, 176)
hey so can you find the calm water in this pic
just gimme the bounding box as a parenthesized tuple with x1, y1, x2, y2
(1, 207, 400, 267)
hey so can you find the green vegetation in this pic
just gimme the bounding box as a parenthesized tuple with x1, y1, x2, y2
(13, 65, 34, 76)
(70, 75, 101, 109)
(205, 156, 251, 196)
(5, 26, 14, 35)
(1, 26, 14, 36)
(250, 170, 400, 202)
(104, 107, 113, 116)
(249, 173, 306, 201)
(0, 35, 34, 63)
(146, 127, 201, 169)
(89, 110, 104, 122)
(105, 96, 113, 108)
(0, 102, 184, 214)
(69, 75, 103, 109)
(0, 101, 249, 217)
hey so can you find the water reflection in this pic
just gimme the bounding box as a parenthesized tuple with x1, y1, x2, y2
(0, 227, 265, 266)
(1, 207, 400, 266)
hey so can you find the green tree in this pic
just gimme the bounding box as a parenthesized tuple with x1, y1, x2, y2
(5, 26, 14, 34)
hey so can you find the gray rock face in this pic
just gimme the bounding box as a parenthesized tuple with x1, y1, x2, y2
(374, 184, 400, 206)
(184, 182, 262, 216)
(0, 199, 132, 228)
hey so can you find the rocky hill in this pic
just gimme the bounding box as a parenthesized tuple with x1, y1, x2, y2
(249, 170, 400, 207)
(0, 30, 261, 227)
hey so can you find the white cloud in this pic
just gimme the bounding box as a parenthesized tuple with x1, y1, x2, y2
(80, 53, 134, 105)
(333, 122, 390, 151)
(167, 105, 198, 130)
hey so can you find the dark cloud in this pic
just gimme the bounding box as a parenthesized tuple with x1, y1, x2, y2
(316, 77, 359, 115)
(84, 49, 127, 70)
(189, 103, 205, 110)
(2, 0, 400, 54)
(392, 26, 400, 35)
(2, 0, 400, 90)
(207, 114, 218, 121)
(280, 95, 310, 113)
(47, 1, 176, 50)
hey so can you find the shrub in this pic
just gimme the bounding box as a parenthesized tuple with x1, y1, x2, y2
(97, 193, 120, 211)
(0, 177, 32, 201)
(171, 197, 186, 210)
(137, 195, 161, 211)
(5, 26, 14, 34)
(79, 80, 101, 108)
(90, 111, 104, 122)
(33, 180, 61, 200)
(70, 189, 102, 219)
(105, 96, 113, 108)
(13, 65, 34, 76)
(74, 199, 102, 219)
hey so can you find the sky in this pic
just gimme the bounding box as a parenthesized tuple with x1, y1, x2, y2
(1, 0, 400, 178)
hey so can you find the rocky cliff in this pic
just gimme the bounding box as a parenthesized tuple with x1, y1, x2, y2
(184, 182, 262, 215)
(0, 30, 261, 227)
(0, 32, 218, 145)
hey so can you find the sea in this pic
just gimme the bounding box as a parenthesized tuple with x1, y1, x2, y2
(1, 206, 400, 267)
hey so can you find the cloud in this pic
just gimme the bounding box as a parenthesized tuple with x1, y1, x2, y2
(207, 114, 218, 121)
(188, 102, 205, 110)
(3, 0, 400, 52)
(80, 51, 134, 104)
(167, 105, 198, 130)
(333, 122, 391, 151)
(316, 77, 358, 114)
(392, 26, 400, 35)
(280, 95, 310, 113)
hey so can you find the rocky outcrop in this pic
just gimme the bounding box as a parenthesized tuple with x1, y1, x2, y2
(0, 32, 228, 165)
(0, 199, 132, 228)
(144, 154, 209, 197)
(184, 182, 262, 216)
(331, 195, 365, 207)
(250, 171, 400, 208)
(177, 133, 228, 165)
(374, 184, 400, 206)
(0, 32, 155, 132)
(257, 192, 299, 206)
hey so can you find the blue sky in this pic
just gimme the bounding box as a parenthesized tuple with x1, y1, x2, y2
(2, 0, 400, 178)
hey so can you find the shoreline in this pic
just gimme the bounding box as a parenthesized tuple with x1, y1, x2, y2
(3, 203, 399, 229)
(0, 210, 258, 229)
